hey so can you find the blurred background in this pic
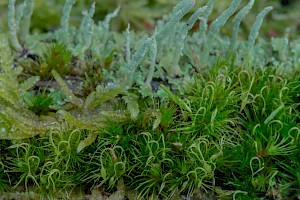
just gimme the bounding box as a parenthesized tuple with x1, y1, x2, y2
(0, 0, 299, 38)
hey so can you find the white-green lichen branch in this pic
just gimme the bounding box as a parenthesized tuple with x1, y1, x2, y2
(202, 0, 242, 66)
(60, 0, 77, 44)
(8, 0, 23, 51)
(229, 0, 255, 51)
(247, 6, 273, 65)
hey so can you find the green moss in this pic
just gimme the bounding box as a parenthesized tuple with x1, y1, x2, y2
(23, 90, 54, 116)
(0, 0, 299, 199)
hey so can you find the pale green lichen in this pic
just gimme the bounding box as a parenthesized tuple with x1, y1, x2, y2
(174, 6, 207, 66)
(207, 0, 242, 38)
(59, 0, 77, 44)
(199, 0, 216, 39)
(8, 0, 22, 51)
(90, 6, 120, 66)
(229, 0, 255, 51)
(202, 0, 242, 66)
(7, 0, 35, 50)
(271, 36, 289, 61)
(145, 31, 157, 87)
(73, 2, 95, 58)
(103, 5, 120, 30)
(156, 0, 195, 41)
(247, 6, 273, 65)
(153, 0, 199, 77)
(125, 37, 155, 86)
(19, 0, 34, 42)
(124, 24, 131, 63)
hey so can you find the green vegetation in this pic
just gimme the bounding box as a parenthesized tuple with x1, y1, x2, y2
(0, 0, 299, 199)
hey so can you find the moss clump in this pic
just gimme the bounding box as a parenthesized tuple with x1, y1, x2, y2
(0, 0, 299, 199)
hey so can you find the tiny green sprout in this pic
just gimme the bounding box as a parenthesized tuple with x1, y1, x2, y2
(23, 89, 54, 115)
(43, 43, 72, 75)
(21, 43, 73, 80)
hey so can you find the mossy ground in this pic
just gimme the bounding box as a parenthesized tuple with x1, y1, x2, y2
(0, 1, 300, 200)
(0, 63, 299, 199)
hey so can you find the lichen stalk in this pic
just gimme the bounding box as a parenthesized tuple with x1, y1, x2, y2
(8, 0, 22, 51)
(247, 6, 273, 65)
(60, 0, 77, 44)
(229, 0, 255, 51)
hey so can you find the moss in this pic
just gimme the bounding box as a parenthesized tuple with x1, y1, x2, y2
(0, 0, 299, 199)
